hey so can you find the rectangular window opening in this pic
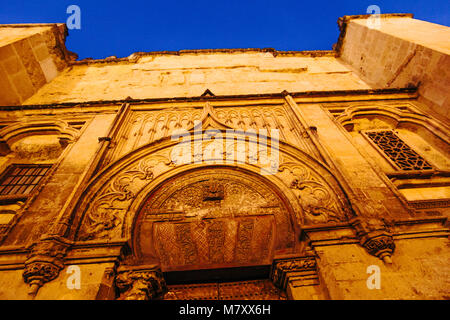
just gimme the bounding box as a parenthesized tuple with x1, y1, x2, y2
(365, 130, 433, 171)
(0, 164, 51, 197)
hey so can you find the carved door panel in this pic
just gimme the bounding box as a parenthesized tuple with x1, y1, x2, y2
(153, 215, 275, 270)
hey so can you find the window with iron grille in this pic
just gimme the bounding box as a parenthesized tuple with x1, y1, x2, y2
(365, 130, 433, 171)
(0, 164, 51, 197)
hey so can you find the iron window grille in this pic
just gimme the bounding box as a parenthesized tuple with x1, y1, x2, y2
(0, 164, 51, 198)
(364, 130, 433, 171)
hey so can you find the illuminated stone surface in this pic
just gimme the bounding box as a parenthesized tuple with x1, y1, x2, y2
(0, 14, 448, 300)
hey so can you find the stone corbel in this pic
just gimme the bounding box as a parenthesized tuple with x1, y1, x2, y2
(115, 265, 167, 300)
(270, 256, 317, 291)
(23, 260, 63, 297)
(351, 218, 395, 264)
(22, 236, 72, 298)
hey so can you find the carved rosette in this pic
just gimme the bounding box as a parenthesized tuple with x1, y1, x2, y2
(270, 256, 316, 290)
(115, 266, 167, 300)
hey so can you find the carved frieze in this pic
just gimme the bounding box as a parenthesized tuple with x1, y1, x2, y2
(164, 280, 286, 300)
(112, 103, 305, 163)
(164, 279, 286, 300)
(271, 256, 317, 290)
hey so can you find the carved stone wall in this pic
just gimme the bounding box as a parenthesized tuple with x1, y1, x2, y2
(74, 121, 352, 245)
(0, 14, 449, 300)
(105, 102, 315, 167)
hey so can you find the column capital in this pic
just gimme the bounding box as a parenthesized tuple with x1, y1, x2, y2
(115, 265, 167, 300)
(270, 256, 317, 291)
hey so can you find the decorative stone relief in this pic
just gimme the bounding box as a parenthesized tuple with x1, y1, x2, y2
(78, 155, 173, 240)
(77, 129, 352, 245)
(142, 168, 289, 269)
(362, 234, 395, 262)
(23, 261, 62, 296)
(112, 102, 307, 163)
(351, 218, 395, 263)
(22, 236, 71, 297)
(279, 162, 351, 224)
(271, 256, 317, 290)
(164, 279, 286, 300)
(115, 266, 167, 300)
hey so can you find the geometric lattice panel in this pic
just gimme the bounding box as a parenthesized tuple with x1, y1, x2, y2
(164, 279, 287, 300)
(366, 130, 433, 171)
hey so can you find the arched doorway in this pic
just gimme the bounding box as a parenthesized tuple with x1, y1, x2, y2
(132, 166, 298, 271)
(130, 166, 298, 299)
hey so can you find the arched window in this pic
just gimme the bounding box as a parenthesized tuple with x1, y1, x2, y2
(336, 103, 450, 211)
(0, 119, 82, 237)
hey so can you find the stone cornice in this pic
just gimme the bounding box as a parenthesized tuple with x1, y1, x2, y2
(301, 216, 449, 249)
(1, 216, 446, 269)
(0, 87, 418, 112)
(270, 255, 317, 290)
(71, 49, 336, 66)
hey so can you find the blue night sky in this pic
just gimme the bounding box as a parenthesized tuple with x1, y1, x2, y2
(1, 0, 449, 60)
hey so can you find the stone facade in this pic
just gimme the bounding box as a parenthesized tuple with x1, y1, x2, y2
(0, 14, 448, 300)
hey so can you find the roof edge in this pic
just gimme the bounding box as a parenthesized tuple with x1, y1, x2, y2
(334, 13, 414, 55)
(72, 49, 336, 65)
